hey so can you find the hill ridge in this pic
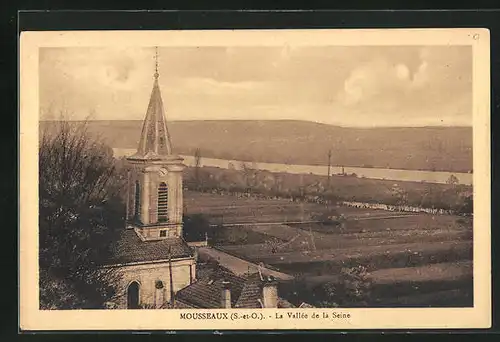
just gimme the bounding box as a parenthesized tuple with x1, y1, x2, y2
(39, 120, 472, 173)
(39, 118, 472, 130)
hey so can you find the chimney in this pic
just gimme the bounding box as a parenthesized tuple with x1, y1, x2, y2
(262, 276, 278, 308)
(221, 280, 231, 308)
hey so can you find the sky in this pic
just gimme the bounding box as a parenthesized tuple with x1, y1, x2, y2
(39, 45, 472, 127)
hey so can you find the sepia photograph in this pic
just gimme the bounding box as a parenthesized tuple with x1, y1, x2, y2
(19, 29, 491, 330)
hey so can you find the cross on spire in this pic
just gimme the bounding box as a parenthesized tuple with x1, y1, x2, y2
(128, 46, 173, 160)
(154, 46, 159, 79)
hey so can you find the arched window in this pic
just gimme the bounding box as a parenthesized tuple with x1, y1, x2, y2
(158, 182, 168, 222)
(134, 181, 140, 220)
(127, 281, 140, 309)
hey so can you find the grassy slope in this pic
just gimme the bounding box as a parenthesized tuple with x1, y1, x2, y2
(40, 120, 473, 173)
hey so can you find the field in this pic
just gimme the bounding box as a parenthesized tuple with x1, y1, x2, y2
(184, 190, 322, 224)
(41, 120, 473, 172)
(184, 190, 473, 307)
(183, 165, 473, 214)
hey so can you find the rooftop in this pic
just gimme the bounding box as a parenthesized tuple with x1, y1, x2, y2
(197, 247, 294, 280)
(104, 229, 194, 266)
(176, 268, 247, 309)
(175, 266, 296, 309)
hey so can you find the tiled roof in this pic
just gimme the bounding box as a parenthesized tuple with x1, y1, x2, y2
(176, 269, 296, 309)
(234, 273, 263, 308)
(176, 268, 246, 309)
(161, 299, 197, 309)
(174, 300, 198, 309)
(233, 273, 295, 308)
(277, 299, 296, 308)
(104, 229, 193, 265)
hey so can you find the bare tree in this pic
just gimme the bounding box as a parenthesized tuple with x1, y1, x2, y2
(241, 162, 257, 191)
(194, 148, 202, 187)
(39, 116, 125, 309)
(390, 184, 408, 207)
(265, 237, 282, 254)
(327, 149, 332, 187)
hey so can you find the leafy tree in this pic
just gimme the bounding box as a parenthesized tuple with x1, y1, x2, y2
(183, 213, 211, 242)
(390, 185, 408, 206)
(39, 118, 125, 309)
(456, 194, 473, 215)
(320, 266, 373, 307)
(39, 268, 79, 310)
(194, 148, 202, 187)
(265, 237, 282, 254)
(446, 174, 459, 186)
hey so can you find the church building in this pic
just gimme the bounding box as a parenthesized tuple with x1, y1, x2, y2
(103, 49, 196, 309)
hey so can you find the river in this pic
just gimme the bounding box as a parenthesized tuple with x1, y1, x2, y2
(112, 148, 472, 186)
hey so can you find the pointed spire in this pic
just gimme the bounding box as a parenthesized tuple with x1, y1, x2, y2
(131, 47, 173, 160)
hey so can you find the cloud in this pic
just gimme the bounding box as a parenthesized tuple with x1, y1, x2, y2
(335, 46, 471, 125)
(179, 77, 265, 95)
(339, 58, 411, 106)
(411, 61, 429, 87)
(39, 46, 472, 127)
(395, 64, 410, 80)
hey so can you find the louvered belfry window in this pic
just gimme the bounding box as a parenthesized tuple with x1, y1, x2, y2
(158, 182, 168, 222)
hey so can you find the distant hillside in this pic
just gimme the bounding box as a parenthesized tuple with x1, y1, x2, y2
(39, 120, 473, 173)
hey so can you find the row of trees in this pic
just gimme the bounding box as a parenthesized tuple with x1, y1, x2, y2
(186, 158, 473, 215)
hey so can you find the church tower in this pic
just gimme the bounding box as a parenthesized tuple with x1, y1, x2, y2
(125, 47, 185, 241)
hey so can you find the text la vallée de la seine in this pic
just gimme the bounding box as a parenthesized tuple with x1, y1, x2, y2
(180, 311, 351, 321)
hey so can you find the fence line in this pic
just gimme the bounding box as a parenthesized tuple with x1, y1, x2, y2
(339, 201, 454, 215)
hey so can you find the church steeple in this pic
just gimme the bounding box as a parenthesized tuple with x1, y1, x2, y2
(131, 47, 173, 160)
(125, 47, 185, 241)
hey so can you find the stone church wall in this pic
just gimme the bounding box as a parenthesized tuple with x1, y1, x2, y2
(113, 258, 196, 309)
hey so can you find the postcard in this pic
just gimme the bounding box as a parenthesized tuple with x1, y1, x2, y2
(19, 28, 491, 331)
